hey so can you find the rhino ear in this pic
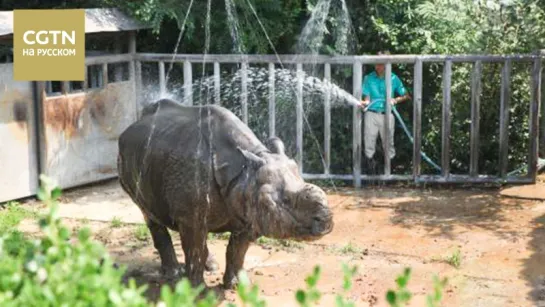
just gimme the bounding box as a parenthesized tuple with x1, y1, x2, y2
(213, 147, 265, 189)
(266, 137, 285, 155)
(237, 147, 266, 168)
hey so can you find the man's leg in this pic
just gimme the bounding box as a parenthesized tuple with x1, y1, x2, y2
(378, 113, 396, 160)
(364, 112, 380, 174)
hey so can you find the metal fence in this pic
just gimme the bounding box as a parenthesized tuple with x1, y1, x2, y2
(132, 52, 543, 187)
(2, 51, 542, 204)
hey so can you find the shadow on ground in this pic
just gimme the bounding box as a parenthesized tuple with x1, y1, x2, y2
(522, 213, 545, 305)
(343, 186, 526, 240)
(121, 259, 227, 303)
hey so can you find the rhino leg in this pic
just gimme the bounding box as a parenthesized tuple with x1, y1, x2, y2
(222, 232, 251, 289)
(205, 246, 219, 272)
(180, 225, 208, 287)
(145, 218, 183, 280)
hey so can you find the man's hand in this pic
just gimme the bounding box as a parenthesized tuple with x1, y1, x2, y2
(361, 99, 370, 107)
(389, 98, 397, 105)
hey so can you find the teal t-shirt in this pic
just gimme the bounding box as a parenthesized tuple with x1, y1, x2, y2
(362, 71, 407, 113)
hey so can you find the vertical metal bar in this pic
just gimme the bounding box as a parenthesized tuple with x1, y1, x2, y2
(114, 36, 123, 82)
(83, 65, 88, 91)
(352, 62, 362, 188)
(135, 61, 142, 118)
(529, 57, 542, 180)
(214, 62, 221, 104)
(158, 61, 166, 97)
(61, 81, 69, 95)
(241, 61, 248, 123)
(499, 60, 511, 178)
(296, 63, 304, 174)
(413, 59, 423, 180)
(184, 61, 193, 105)
(384, 62, 392, 176)
(128, 31, 137, 121)
(268, 62, 276, 137)
(541, 50, 545, 157)
(45, 81, 52, 94)
(324, 63, 331, 175)
(470, 61, 482, 177)
(102, 63, 108, 87)
(441, 60, 452, 178)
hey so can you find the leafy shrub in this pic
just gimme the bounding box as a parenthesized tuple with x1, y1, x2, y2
(386, 267, 448, 307)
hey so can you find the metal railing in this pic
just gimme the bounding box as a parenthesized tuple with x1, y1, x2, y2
(129, 52, 543, 186)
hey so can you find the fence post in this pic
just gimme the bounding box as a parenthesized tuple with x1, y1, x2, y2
(413, 59, 423, 180)
(499, 60, 511, 178)
(241, 61, 248, 124)
(470, 61, 482, 177)
(352, 62, 362, 188)
(529, 56, 542, 181)
(128, 31, 138, 121)
(540, 49, 545, 158)
(184, 61, 193, 105)
(384, 62, 392, 176)
(268, 62, 276, 138)
(296, 63, 304, 174)
(214, 62, 221, 104)
(441, 60, 452, 179)
(102, 63, 108, 87)
(158, 61, 166, 97)
(324, 63, 331, 175)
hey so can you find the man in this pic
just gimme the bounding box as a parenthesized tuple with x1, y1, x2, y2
(360, 50, 410, 173)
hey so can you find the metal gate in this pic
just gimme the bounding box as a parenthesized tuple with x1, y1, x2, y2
(0, 63, 39, 203)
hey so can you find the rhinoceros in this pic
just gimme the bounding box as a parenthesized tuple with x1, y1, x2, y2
(117, 98, 334, 288)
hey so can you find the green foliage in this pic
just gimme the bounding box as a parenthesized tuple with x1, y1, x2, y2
(158, 278, 218, 307)
(296, 266, 322, 307)
(208, 231, 231, 240)
(110, 217, 123, 228)
(256, 236, 304, 251)
(445, 249, 462, 269)
(228, 271, 267, 307)
(0, 201, 35, 234)
(107, 0, 303, 54)
(0, 175, 150, 306)
(335, 264, 358, 307)
(338, 242, 363, 255)
(370, 0, 545, 175)
(134, 224, 151, 241)
(386, 268, 448, 307)
(386, 268, 413, 307)
(427, 275, 448, 307)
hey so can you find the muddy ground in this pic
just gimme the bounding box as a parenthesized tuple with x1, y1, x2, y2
(15, 177, 545, 307)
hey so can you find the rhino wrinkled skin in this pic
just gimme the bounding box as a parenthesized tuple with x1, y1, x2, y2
(117, 98, 334, 288)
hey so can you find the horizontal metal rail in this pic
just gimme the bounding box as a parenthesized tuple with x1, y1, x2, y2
(302, 173, 534, 184)
(85, 53, 133, 65)
(135, 53, 540, 64)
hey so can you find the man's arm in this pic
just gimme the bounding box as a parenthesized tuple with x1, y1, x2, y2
(391, 75, 411, 105)
(361, 76, 371, 106)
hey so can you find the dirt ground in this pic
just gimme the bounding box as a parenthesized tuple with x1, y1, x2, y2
(15, 177, 545, 307)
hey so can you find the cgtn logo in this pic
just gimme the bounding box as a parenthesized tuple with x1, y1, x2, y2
(22, 30, 77, 56)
